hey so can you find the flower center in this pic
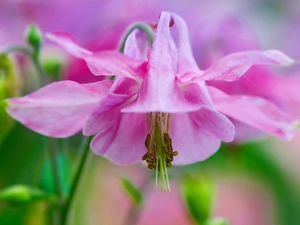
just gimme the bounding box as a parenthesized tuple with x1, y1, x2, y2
(142, 112, 178, 191)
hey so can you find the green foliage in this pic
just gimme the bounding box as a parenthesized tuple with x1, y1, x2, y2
(42, 59, 63, 81)
(40, 149, 70, 196)
(0, 185, 55, 204)
(0, 55, 21, 144)
(204, 218, 229, 225)
(120, 177, 143, 207)
(181, 178, 215, 224)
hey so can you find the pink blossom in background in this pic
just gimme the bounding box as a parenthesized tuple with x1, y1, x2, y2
(214, 179, 275, 225)
(136, 184, 192, 225)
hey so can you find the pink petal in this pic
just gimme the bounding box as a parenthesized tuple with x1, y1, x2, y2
(46, 32, 92, 58)
(200, 50, 295, 82)
(171, 13, 200, 73)
(209, 86, 299, 140)
(82, 95, 125, 136)
(84, 51, 145, 79)
(171, 113, 221, 165)
(181, 81, 215, 108)
(83, 77, 140, 136)
(191, 108, 235, 142)
(90, 113, 148, 164)
(180, 81, 235, 142)
(47, 32, 145, 79)
(124, 29, 150, 60)
(6, 80, 112, 138)
(123, 12, 199, 113)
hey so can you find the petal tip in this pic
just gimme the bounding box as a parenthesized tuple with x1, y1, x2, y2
(265, 50, 295, 66)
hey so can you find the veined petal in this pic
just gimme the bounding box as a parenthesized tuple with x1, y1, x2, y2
(191, 108, 235, 142)
(90, 113, 148, 164)
(6, 80, 112, 138)
(171, 113, 221, 165)
(46, 32, 92, 58)
(84, 51, 145, 79)
(47, 32, 145, 79)
(82, 95, 126, 136)
(171, 13, 200, 73)
(123, 11, 199, 113)
(124, 29, 150, 60)
(199, 50, 295, 82)
(209, 86, 298, 140)
(83, 77, 140, 136)
(181, 81, 215, 108)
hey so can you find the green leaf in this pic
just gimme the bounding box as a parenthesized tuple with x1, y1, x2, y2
(120, 177, 143, 207)
(181, 178, 215, 224)
(0, 185, 56, 204)
(204, 218, 229, 225)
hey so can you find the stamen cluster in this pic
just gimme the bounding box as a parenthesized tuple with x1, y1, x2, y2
(142, 112, 178, 191)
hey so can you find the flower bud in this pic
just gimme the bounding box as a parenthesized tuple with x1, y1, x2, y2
(25, 24, 43, 53)
(181, 178, 216, 224)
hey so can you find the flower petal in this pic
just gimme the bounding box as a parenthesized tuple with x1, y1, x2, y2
(122, 11, 199, 113)
(90, 113, 148, 164)
(181, 81, 235, 142)
(209, 86, 298, 140)
(84, 51, 144, 79)
(47, 32, 144, 79)
(83, 77, 140, 136)
(171, 113, 221, 165)
(200, 50, 295, 82)
(124, 29, 150, 60)
(6, 80, 112, 137)
(171, 13, 200, 73)
(191, 108, 235, 142)
(46, 32, 92, 58)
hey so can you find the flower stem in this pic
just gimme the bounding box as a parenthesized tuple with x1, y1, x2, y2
(47, 138, 64, 199)
(3, 45, 33, 56)
(3, 45, 47, 86)
(60, 136, 93, 225)
(119, 22, 155, 53)
(46, 138, 64, 225)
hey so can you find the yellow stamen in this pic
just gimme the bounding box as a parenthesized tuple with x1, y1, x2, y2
(142, 112, 178, 191)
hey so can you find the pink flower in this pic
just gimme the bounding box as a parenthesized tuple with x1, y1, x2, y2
(6, 12, 298, 190)
(197, 17, 300, 141)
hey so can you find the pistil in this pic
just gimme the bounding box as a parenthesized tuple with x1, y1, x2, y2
(142, 112, 178, 191)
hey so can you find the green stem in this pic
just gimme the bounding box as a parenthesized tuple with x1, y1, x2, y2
(3, 45, 47, 86)
(45, 138, 63, 225)
(60, 136, 93, 225)
(32, 55, 47, 85)
(47, 138, 64, 200)
(3, 45, 32, 56)
(119, 22, 155, 53)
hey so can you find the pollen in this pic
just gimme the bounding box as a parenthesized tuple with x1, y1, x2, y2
(142, 112, 178, 191)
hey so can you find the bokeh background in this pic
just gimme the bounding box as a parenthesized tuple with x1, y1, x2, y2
(0, 0, 300, 225)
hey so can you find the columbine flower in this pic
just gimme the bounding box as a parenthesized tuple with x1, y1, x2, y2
(6, 12, 298, 190)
